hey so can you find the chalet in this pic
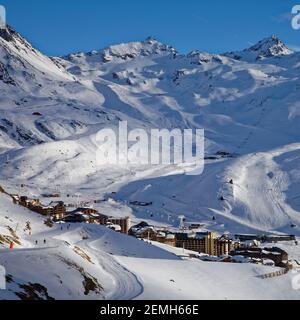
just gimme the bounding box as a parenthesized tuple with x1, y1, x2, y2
(65, 208, 100, 223)
(239, 239, 260, 248)
(230, 247, 288, 266)
(98, 214, 131, 234)
(129, 222, 176, 246)
(129, 221, 150, 236)
(136, 226, 157, 240)
(32, 205, 52, 216)
(69, 207, 98, 216)
(64, 209, 130, 234)
(64, 207, 102, 224)
(19, 196, 42, 209)
(12, 193, 66, 220)
(108, 217, 131, 234)
(31, 201, 66, 220)
(235, 233, 296, 244)
(63, 212, 90, 223)
(48, 201, 66, 220)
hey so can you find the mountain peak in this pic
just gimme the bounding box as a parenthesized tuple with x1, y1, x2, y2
(65, 37, 177, 64)
(0, 24, 39, 55)
(247, 35, 292, 56)
(225, 35, 293, 62)
(144, 36, 158, 44)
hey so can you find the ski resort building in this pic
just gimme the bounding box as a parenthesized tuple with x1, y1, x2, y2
(63, 209, 131, 234)
(235, 233, 296, 243)
(106, 217, 131, 234)
(130, 223, 236, 256)
(230, 247, 288, 266)
(69, 207, 99, 216)
(129, 222, 176, 246)
(156, 233, 176, 247)
(174, 232, 237, 256)
(13, 195, 66, 220)
(32, 201, 66, 220)
(18, 196, 42, 209)
(63, 212, 91, 223)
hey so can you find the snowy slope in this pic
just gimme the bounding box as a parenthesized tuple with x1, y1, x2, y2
(0, 191, 299, 300)
(0, 25, 300, 240)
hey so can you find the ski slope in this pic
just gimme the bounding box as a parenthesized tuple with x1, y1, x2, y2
(1, 27, 300, 235)
(0, 192, 299, 300)
(0, 26, 300, 299)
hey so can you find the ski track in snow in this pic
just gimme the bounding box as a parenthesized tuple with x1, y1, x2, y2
(85, 238, 143, 300)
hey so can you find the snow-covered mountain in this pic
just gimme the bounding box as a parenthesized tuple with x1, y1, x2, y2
(1, 25, 300, 238)
(225, 35, 293, 61)
(1, 25, 300, 300)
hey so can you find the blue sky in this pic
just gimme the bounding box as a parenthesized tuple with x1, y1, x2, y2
(1, 0, 300, 56)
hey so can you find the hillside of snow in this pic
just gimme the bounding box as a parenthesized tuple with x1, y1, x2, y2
(1, 26, 300, 235)
(0, 191, 299, 300)
(0, 25, 300, 299)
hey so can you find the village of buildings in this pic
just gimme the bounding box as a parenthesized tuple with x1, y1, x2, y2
(1, 185, 299, 273)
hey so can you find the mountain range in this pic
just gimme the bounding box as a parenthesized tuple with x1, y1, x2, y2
(1, 25, 300, 235)
(0, 25, 300, 300)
